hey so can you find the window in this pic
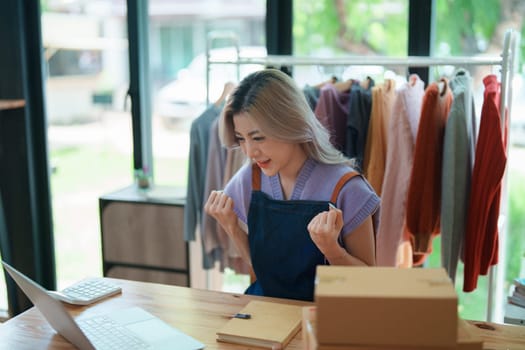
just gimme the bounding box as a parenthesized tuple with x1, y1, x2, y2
(147, 0, 265, 291)
(48, 49, 102, 76)
(17, 0, 266, 307)
(292, 0, 409, 88)
(294, 0, 408, 57)
(149, 0, 266, 188)
(42, 1, 133, 291)
(292, 0, 525, 322)
(433, 0, 525, 322)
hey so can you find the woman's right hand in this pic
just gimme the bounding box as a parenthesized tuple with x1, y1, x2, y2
(204, 190, 238, 234)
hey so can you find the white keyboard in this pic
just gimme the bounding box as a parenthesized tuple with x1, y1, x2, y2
(48, 278, 122, 305)
(78, 315, 150, 350)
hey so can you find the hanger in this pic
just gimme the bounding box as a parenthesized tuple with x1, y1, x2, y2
(333, 79, 354, 93)
(437, 78, 448, 97)
(214, 81, 236, 107)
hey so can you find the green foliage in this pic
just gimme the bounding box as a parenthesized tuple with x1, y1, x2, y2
(294, 0, 509, 58)
(435, 0, 500, 55)
(362, 1, 408, 56)
(40, 0, 49, 12)
(50, 146, 189, 192)
(293, 0, 407, 56)
(50, 146, 131, 193)
(507, 172, 525, 280)
(294, 0, 339, 55)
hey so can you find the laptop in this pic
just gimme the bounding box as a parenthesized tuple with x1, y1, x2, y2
(2, 261, 205, 350)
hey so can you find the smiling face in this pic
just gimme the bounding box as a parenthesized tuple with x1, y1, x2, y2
(233, 111, 307, 179)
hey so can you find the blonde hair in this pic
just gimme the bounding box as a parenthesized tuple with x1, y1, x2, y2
(220, 69, 353, 166)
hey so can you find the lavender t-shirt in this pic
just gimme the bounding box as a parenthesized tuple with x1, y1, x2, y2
(224, 158, 380, 238)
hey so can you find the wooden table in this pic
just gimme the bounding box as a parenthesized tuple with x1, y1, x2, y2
(0, 278, 524, 349)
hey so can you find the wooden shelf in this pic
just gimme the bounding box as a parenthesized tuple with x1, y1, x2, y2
(0, 99, 25, 111)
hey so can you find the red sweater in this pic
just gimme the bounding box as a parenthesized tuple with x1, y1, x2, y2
(463, 74, 507, 292)
(406, 79, 453, 258)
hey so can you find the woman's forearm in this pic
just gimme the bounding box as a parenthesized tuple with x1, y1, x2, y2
(325, 216, 376, 266)
(325, 246, 371, 266)
(224, 221, 252, 268)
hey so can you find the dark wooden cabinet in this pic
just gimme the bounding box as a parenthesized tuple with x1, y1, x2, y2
(99, 185, 190, 286)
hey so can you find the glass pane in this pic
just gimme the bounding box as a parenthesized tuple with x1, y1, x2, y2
(293, 0, 408, 87)
(433, 0, 524, 322)
(149, 0, 265, 188)
(293, 0, 524, 323)
(42, 1, 132, 289)
(148, 0, 265, 292)
(294, 0, 408, 56)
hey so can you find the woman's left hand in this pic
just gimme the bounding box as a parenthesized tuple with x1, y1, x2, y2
(307, 205, 344, 256)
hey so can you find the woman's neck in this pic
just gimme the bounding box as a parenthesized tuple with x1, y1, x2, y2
(279, 147, 308, 200)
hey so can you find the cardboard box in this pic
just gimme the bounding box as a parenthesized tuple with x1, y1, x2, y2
(303, 306, 318, 350)
(303, 306, 482, 350)
(314, 266, 458, 347)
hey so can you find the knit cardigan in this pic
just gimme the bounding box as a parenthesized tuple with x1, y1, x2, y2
(406, 79, 453, 261)
(463, 74, 507, 292)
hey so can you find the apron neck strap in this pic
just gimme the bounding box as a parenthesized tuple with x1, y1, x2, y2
(251, 163, 261, 191)
(330, 172, 359, 204)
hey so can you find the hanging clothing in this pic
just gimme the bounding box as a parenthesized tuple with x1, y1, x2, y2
(363, 79, 396, 196)
(345, 77, 374, 168)
(303, 84, 321, 111)
(201, 118, 250, 272)
(314, 82, 353, 151)
(376, 75, 425, 266)
(463, 74, 507, 292)
(224, 158, 380, 301)
(183, 104, 223, 243)
(406, 78, 453, 264)
(200, 118, 229, 269)
(440, 69, 476, 283)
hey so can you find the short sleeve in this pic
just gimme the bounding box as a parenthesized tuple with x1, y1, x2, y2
(336, 175, 380, 237)
(223, 162, 253, 225)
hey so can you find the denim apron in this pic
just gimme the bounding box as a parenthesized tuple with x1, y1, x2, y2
(245, 164, 358, 301)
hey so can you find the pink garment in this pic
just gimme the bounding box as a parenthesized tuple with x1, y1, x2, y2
(376, 75, 425, 266)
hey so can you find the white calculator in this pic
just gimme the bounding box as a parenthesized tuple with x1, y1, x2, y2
(48, 278, 122, 305)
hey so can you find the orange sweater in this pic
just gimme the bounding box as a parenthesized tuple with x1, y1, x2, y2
(463, 74, 507, 292)
(363, 79, 396, 196)
(406, 79, 453, 257)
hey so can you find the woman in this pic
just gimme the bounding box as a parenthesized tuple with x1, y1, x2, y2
(204, 69, 379, 301)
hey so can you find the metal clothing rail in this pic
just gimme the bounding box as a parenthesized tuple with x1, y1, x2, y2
(207, 30, 518, 129)
(490, 29, 520, 324)
(206, 29, 521, 323)
(211, 54, 503, 67)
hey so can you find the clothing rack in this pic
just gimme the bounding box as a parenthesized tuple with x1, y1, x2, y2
(207, 30, 518, 129)
(205, 29, 521, 323)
